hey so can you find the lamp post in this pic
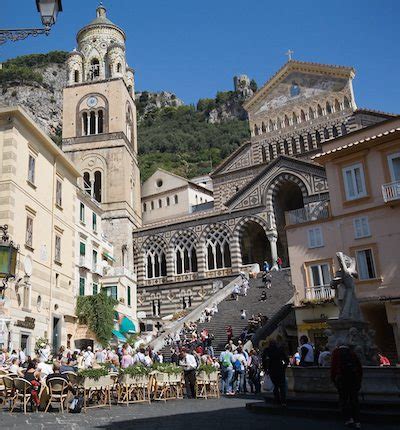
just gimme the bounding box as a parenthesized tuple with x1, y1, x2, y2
(0, 225, 19, 298)
(0, 0, 63, 45)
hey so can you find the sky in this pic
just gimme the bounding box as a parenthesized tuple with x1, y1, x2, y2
(1, 0, 399, 112)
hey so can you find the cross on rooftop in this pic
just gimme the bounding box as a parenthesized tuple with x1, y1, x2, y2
(285, 49, 294, 61)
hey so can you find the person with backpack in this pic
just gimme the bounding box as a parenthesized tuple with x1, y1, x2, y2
(219, 345, 234, 395)
(247, 349, 261, 394)
(232, 347, 248, 393)
(331, 344, 363, 429)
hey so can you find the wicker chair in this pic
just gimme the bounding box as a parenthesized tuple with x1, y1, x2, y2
(2, 375, 17, 409)
(10, 378, 32, 414)
(45, 377, 69, 413)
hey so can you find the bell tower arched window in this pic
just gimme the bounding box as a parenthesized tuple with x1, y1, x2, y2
(90, 58, 100, 80)
(83, 172, 91, 195)
(74, 70, 79, 83)
(82, 109, 104, 136)
(117, 63, 122, 73)
(94, 171, 102, 203)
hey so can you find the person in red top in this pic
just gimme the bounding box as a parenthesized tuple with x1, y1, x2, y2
(226, 325, 233, 343)
(378, 353, 390, 366)
(276, 257, 282, 270)
(331, 344, 363, 429)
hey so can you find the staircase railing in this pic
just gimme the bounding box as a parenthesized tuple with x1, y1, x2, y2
(148, 267, 258, 352)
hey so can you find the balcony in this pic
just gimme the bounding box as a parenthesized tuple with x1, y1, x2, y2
(105, 266, 137, 282)
(78, 256, 91, 270)
(92, 264, 103, 276)
(382, 180, 400, 203)
(285, 201, 330, 226)
(304, 285, 335, 304)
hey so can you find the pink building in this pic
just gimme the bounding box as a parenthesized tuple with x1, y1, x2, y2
(287, 117, 400, 361)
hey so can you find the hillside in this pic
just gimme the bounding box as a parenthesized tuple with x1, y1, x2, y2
(0, 51, 253, 181)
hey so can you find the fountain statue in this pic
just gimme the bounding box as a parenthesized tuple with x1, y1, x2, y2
(325, 252, 378, 365)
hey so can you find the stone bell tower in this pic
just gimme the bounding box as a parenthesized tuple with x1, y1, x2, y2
(62, 4, 141, 268)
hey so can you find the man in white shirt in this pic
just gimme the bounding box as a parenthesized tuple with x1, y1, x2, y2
(133, 348, 146, 365)
(95, 348, 106, 364)
(179, 348, 197, 399)
(83, 346, 94, 369)
(299, 335, 315, 367)
(232, 347, 247, 393)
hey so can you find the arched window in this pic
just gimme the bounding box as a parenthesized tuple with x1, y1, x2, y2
(276, 141, 282, 155)
(158, 199, 162, 208)
(90, 58, 100, 79)
(291, 137, 297, 154)
(317, 104, 323, 117)
(151, 201, 154, 210)
(83, 172, 91, 195)
(269, 120, 274, 132)
(108, 64, 113, 78)
(292, 112, 298, 125)
(277, 118, 282, 130)
(98, 109, 104, 133)
(324, 128, 330, 140)
(126, 105, 133, 142)
(144, 240, 167, 279)
(205, 226, 231, 270)
(82, 112, 88, 135)
(261, 122, 266, 133)
(254, 124, 259, 136)
(315, 131, 321, 147)
(174, 195, 178, 204)
(284, 115, 290, 127)
(344, 96, 351, 109)
(332, 125, 338, 138)
(74, 70, 79, 83)
(143, 203, 147, 212)
(166, 196, 170, 206)
(117, 63, 122, 73)
(309, 107, 315, 120)
(341, 123, 347, 136)
(94, 171, 102, 202)
(326, 101, 332, 114)
(335, 99, 341, 112)
(300, 110, 306, 122)
(283, 140, 289, 154)
(89, 111, 96, 135)
(299, 135, 305, 153)
(174, 232, 198, 274)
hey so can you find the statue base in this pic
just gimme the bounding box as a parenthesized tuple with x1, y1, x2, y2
(325, 318, 378, 365)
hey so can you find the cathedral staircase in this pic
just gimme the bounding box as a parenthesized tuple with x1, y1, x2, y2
(159, 269, 294, 359)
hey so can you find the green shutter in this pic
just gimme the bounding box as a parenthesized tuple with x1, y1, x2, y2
(93, 283, 98, 295)
(127, 286, 131, 306)
(79, 278, 85, 296)
(80, 242, 86, 256)
(92, 213, 97, 231)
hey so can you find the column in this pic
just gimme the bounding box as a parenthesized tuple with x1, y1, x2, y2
(267, 233, 278, 270)
(196, 243, 206, 279)
(230, 234, 242, 272)
(166, 247, 174, 281)
(311, 132, 318, 150)
(86, 114, 90, 136)
(90, 179, 95, 198)
(95, 112, 99, 135)
(137, 252, 145, 284)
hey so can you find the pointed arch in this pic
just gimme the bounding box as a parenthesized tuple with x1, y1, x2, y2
(200, 224, 232, 270)
(309, 107, 315, 120)
(300, 109, 306, 122)
(170, 230, 198, 274)
(344, 96, 351, 109)
(142, 236, 168, 279)
(317, 104, 323, 116)
(326, 101, 332, 114)
(335, 99, 341, 112)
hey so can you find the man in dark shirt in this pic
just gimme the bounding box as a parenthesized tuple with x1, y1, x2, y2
(46, 362, 71, 386)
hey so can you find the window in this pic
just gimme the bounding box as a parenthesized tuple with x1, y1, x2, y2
(206, 225, 231, 270)
(94, 171, 102, 203)
(388, 152, 400, 182)
(174, 231, 198, 274)
(80, 242, 86, 257)
(83, 172, 91, 195)
(25, 216, 33, 247)
(79, 277, 85, 296)
(28, 154, 35, 184)
(143, 203, 147, 212)
(92, 249, 98, 271)
(144, 240, 167, 279)
(92, 212, 97, 232)
(353, 217, 370, 239)
(356, 249, 376, 280)
(342, 163, 367, 200)
(174, 195, 178, 204)
(55, 235, 61, 262)
(92, 283, 98, 295)
(80, 203, 85, 223)
(151, 201, 154, 210)
(166, 197, 170, 206)
(127, 285, 131, 307)
(55, 180, 62, 207)
(74, 70, 79, 83)
(308, 227, 323, 248)
(104, 285, 118, 301)
(158, 199, 162, 208)
(309, 263, 331, 287)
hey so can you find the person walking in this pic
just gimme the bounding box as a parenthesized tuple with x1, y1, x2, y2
(179, 348, 197, 399)
(247, 350, 261, 394)
(232, 347, 247, 393)
(226, 325, 233, 343)
(263, 261, 270, 273)
(262, 339, 289, 406)
(331, 344, 362, 429)
(276, 257, 283, 270)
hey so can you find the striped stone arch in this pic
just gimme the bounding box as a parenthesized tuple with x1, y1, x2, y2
(264, 172, 309, 213)
(140, 235, 168, 252)
(198, 222, 233, 245)
(169, 229, 199, 249)
(233, 215, 270, 240)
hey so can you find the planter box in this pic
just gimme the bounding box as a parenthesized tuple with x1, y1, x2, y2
(83, 375, 113, 390)
(120, 374, 150, 385)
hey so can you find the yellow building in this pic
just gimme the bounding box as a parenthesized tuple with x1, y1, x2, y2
(0, 106, 79, 354)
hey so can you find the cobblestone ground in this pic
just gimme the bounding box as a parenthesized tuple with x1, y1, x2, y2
(0, 396, 398, 430)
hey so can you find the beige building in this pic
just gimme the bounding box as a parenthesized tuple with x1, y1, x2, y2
(0, 106, 79, 354)
(287, 118, 400, 359)
(141, 169, 213, 225)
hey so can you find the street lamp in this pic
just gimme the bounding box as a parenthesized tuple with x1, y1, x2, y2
(0, 225, 19, 297)
(0, 0, 63, 45)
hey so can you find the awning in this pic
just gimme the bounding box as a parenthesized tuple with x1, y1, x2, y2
(112, 329, 127, 342)
(103, 252, 116, 262)
(120, 316, 136, 334)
